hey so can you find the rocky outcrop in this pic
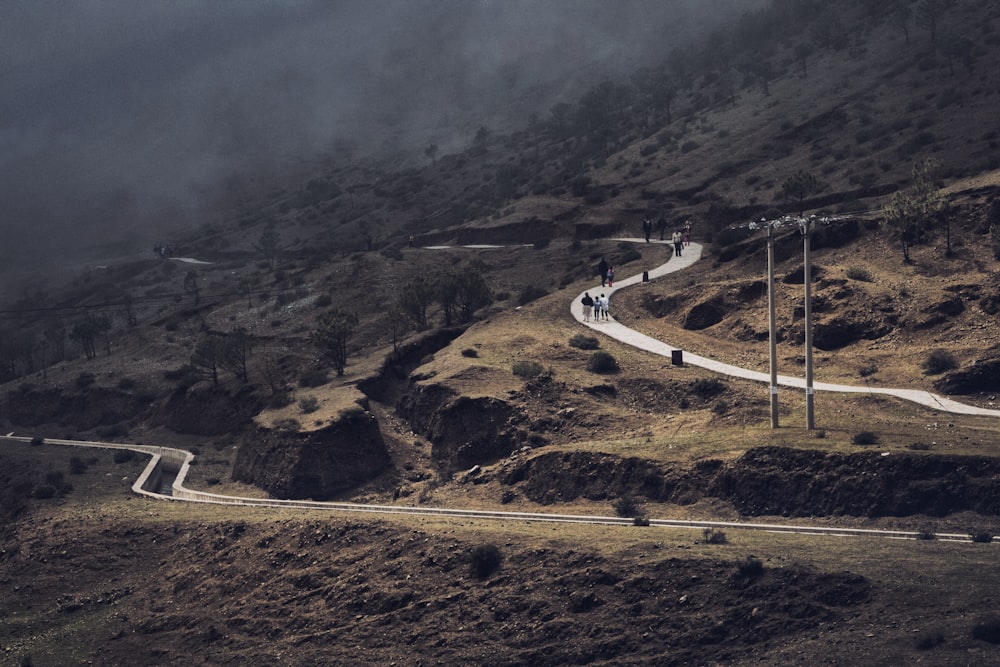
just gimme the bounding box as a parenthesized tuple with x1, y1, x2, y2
(233, 406, 389, 500)
(398, 384, 527, 470)
(156, 386, 260, 436)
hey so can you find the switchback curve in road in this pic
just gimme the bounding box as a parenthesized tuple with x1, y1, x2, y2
(571, 239, 1000, 418)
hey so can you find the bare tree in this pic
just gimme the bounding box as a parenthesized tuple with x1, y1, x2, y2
(311, 310, 359, 377)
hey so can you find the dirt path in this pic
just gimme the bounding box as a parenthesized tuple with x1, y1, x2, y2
(572, 240, 1000, 418)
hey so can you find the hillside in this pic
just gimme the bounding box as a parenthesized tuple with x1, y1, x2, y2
(3, 1, 1000, 665)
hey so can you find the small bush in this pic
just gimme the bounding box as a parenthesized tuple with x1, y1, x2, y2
(614, 495, 641, 518)
(915, 527, 936, 541)
(858, 364, 879, 378)
(852, 431, 879, 446)
(586, 351, 619, 374)
(274, 418, 301, 431)
(33, 485, 57, 500)
(469, 544, 503, 579)
(112, 450, 135, 464)
(30, 436, 45, 447)
(845, 266, 874, 282)
(922, 349, 958, 375)
(711, 399, 730, 416)
(268, 390, 294, 409)
(461, 348, 479, 358)
(972, 616, 1000, 643)
(299, 396, 320, 414)
(298, 369, 329, 387)
(970, 530, 994, 544)
(691, 378, 726, 399)
(908, 442, 932, 451)
(568, 334, 600, 350)
(633, 516, 650, 526)
(702, 527, 728, 544)
(512, 360, 544, 379)
(68, 457, 88, 475)
(914, 628, 945, 650)
(736, 556, 765, 579)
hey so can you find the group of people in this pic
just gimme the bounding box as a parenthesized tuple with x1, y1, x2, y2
(642, 215, 692, 254)
(580, 292, 610, 321)
(597, 257, 614, 287)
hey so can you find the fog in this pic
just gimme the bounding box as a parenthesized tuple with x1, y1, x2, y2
(0, 0, 761, 271)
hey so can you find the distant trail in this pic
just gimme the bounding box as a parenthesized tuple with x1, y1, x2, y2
(0, 435, 982, 543)
(572, 239, 1000, 418)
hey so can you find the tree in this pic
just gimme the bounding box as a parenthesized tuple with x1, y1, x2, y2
(254, 223, 281, 271)
(311, 310, 358, 376)
(424, 143, 438, 164)
(794, 42, 815, 76)
(69, 317, 101, 360)
(191, 335, 230, 385)
(436, 273, 461, 326)
(782, 171, 821, 216)
(915, 0, 955, 45)
(183, 270, 200, 305)
(220, 327, 255, 383)
(881, 158, 948, 262)
(397, 276, 435, 330)
(892, 0, 913, 44)
(454, 267, 494, 323)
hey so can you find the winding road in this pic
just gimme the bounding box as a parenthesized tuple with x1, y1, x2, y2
(5, 241, 998, 543)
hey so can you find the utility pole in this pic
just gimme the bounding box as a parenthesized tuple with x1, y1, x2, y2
(767, 222, 779, 428)
(801, 216, 815, 430)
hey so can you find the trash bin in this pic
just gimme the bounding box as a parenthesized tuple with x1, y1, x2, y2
(671, 350, 683, 366)
(642, 271, 649, 282)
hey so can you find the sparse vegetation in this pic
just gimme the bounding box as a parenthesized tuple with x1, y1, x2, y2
(568, 334, 600, 350)
(702, 527, 728, 545)
(845, 266, 874, 282)
(469, 544, 503, 579)
(512, 360, 544, 379)
(969, 530, 994, 544)
(852, 431, 880, 446)
(922, 349, 958, 375)
(586, 351, 619, 374)
(298, 396, 320, 414)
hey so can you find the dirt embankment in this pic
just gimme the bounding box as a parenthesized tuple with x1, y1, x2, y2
(501, 446, 1000, 519)
(233, 406, 390, 500)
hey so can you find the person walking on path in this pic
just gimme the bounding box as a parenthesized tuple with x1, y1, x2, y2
(671, 230, 683, 257)
(684, 219, 692, 247)
(606, 265, 614, 287)
(598, 257, 609, 287)
(643, 217, 652, 242)
(599, 293, 610, 320)
(581, 292, 594, 322)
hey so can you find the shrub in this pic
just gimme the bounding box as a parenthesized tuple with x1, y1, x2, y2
(915, 527, 936, 541)
(298, 369, 329, 387)
(68, 456, 88, 475)
(970, 530, 994, 544)
(75, 372, 95, 389)
(299, 396, 320, 414)
(845, 266, 874, 282)
(614, 495, 641, 518)
(711, 399, 730, 416)
(914, 628, 945, 650)
(568, 334, 600, 350)
(922, 349, 958, 375)
(512, 360, 544, 379)
(517, 285, 549, 305)
(586, 351, 619, 374)
(858, 364, 879, 378)
(30, 436, 45, 447)
(633, 516, 650, 526)
(852, 431, 879, 446)
(972, 616, 1000, 643)
(33, 485, 57, 500)
(112, 450, 135, 464)
(691, 378, 726, 399)
(736, 556, 765, 579)
(268, 390, 293, 409)
(469, 544, 503, 579)
(274, 418, 301, 431)
(461, 348, 479, 358)
(702, 527, 728, 544)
